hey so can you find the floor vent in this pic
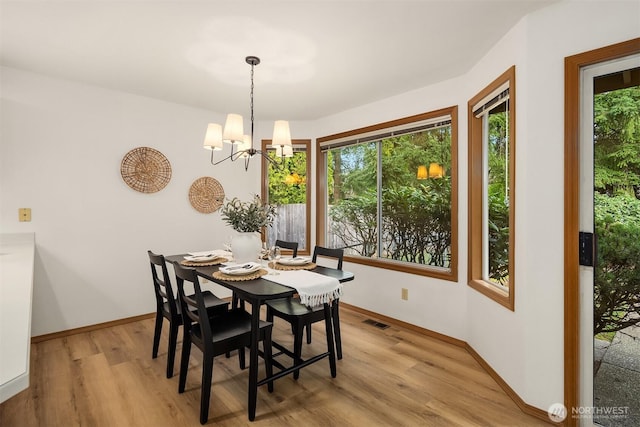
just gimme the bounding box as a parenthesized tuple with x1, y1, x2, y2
(363, 318, 390, 330)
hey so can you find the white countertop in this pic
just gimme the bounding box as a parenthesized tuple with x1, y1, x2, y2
(0, 232, 35, 403)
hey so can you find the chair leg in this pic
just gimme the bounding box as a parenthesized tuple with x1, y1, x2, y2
(323, 303, 337, 378)
(232, 292, 239, 310)
(199, 354, 214, 425)
(166, 322, 179, 378)
(264, 328, 274, 393)
(332, 300, 343, 360)
(293, 319, 304, 380)
(305, 322, 312, 344)
(178, 333, 191, 393)
(232, 292, 246, 311)
(238, 346, 246, 369)
(152, 311, 163, 358)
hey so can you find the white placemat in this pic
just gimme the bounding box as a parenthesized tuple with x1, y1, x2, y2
(263, 270, 343, 307)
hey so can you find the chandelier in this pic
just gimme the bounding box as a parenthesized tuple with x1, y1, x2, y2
(203, 56, 293, 170)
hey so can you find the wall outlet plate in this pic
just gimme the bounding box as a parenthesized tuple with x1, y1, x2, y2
(19, 208, 31, 222)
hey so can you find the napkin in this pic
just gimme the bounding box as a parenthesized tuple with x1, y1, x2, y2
(219, 262, 261, 275)
(189, 249, 233, 258)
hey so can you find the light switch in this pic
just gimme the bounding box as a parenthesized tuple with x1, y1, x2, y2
(19, 208, 31, 222)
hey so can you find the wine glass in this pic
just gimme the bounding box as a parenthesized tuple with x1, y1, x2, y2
(268, 246, 281, 275)
(223, 235, 232, 252)
(259, 241, 268, 266)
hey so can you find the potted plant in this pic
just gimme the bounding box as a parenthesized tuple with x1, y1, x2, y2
(220, 195, 277, 262)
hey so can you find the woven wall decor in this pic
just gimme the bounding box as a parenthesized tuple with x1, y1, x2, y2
(120, 147, 172, 193)
(189, 176, 225, 213)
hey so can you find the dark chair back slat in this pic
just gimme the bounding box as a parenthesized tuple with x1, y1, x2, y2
(275, 239, 299, 257)
(172, 262, 212, 341)
(148, 251, 178, 317)
(312, 246, 343, 270)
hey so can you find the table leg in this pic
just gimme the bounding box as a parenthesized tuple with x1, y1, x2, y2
(248, 300, 261, 421)
(324, 302, 337, 378)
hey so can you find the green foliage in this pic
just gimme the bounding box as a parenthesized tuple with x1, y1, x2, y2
(329, 191, 378, 256)
(327, 126, 453, 268)
(220, 195, 277, 232)
(382, 179, 451, 266)
(593, 193, 640, 334)
(329, 178, 452, 267)
(487, 185, 509, 286)
(487, 110, 510, 286)
(594, 87, 640, 197)
(592, 85, 640, 335)
(267, 151, 307, 205)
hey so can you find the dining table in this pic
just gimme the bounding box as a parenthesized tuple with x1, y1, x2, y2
(165, 253, 354, 421)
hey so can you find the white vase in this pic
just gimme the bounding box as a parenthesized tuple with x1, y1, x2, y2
(231, 232, 261, 263)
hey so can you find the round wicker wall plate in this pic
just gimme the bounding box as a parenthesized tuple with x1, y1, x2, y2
(189, 177, 225, 213)
(120, 147, 172, 193)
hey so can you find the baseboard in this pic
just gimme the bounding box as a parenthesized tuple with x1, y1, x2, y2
(31, 313, 155, 343)
(340, 302, 555, 425)
(464, 344, 557, 425)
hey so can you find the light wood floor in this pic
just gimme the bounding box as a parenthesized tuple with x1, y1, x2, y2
(1, 307, 550, 426)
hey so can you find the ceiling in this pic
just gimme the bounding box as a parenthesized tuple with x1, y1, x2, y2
(0, 1, 558, 121)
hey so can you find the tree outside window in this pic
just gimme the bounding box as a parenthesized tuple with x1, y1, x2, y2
(468, 66, 515, 310)
(262, 140, 311, 254)
(318, 107, 458, 280)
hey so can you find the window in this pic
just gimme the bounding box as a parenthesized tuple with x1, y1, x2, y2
(468, 66, 516, 310)
(317, 107, 458, 280)
(261, 139, 311, 255)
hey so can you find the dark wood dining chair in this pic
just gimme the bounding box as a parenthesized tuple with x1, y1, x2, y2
(265, 246, 344, 379)
(148, 251, 228, 378)
(275, 239, 298, 257)
(306, 246, 344, 356)
(172, 261, 273, 425)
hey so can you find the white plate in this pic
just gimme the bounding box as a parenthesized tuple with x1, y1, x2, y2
(184, 254, 219, 262)
(277, 257, 312, 266)
(219, 262, 262, 276)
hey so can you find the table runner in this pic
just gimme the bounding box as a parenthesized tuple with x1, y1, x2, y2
(263, 270, 343, 307)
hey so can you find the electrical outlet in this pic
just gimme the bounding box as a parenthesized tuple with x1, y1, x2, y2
(401, 288, 408, 300)
(19, 208, 31, 222)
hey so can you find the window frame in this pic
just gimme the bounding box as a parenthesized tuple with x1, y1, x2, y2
(467, 66, 516, 310)
(261, 139, 312, 256)
(316, 107, 458, 281)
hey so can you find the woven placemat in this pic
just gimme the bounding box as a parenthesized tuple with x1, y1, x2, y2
(120, 147, 172, 193)
(180, 257, 228, 267)
(188, 176, 225, 213)
(213, 269, 268, 281)
(269, 261, 317, 271)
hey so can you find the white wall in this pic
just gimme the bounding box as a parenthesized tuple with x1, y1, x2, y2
(0, 67, 272, 335)
(467, 0, 639, 410)
(314, 75, 470, 341)
(1, 0, 638, 413)
(313, 0, 640, 413)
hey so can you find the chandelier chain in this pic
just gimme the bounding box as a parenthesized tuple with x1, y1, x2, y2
(250, 61, 255, 149)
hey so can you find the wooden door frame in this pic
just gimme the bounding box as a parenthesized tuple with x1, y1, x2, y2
(564, 38, 640, 426)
